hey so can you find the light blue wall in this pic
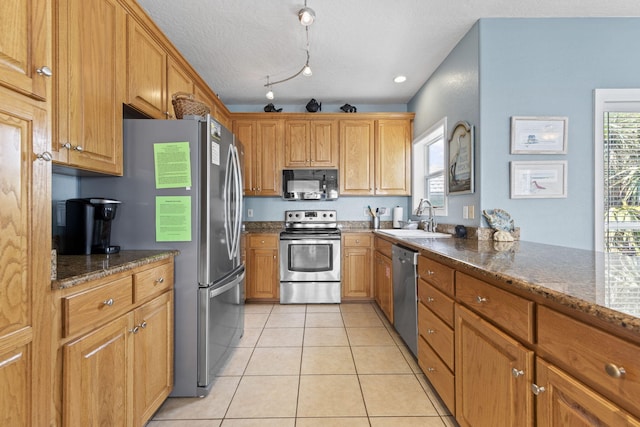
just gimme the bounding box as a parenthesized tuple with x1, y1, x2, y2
(245, 196, 411, 222)
(409, 18, 640, 250)
(408, 23, 481, 228)
(226, 103, 408, 113)
(478, 18, 640, 249)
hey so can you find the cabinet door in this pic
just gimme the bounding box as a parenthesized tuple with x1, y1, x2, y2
(166, 58, 194, 119)
(134, 291, 173, 426)
(255, 120, 282, 195)
(0, 0, 49, 99)
(340, 120, 374, 195)
(127, 17, 167, 119)
(233, 120, 256, 194)
(195, 83, 217, 120)
(373, 251, 393, 323)
(343, 246, 372, 298)
(284, 120, 311, 168)
(64, 314, 133, 427)
(311, 120, 338, 167)
(247, 247, 278, 299)
(376, 119, 411, 195)
(455, 304, 534, 427)
(0, 90, 50, 427)
(54, 0, 125, 175)
(535, 358, 640, 427)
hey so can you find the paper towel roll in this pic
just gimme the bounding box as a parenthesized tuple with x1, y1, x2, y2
(392, 206, 403, 228)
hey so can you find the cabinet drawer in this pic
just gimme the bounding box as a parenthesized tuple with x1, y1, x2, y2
(538, 306, 640, 418)
(374, 236, 392, 257)
(418, 302, 454, 369)
(418, 279, 454, 326)
(418, 335, 455, 413)
(456, 272, 534, 343)
(343, 233, 372, 247)
(63, 277, 133, 337)
(134, 262, 174, 303)
(417, 256, 454, 296)
(248, 234, 279, 248)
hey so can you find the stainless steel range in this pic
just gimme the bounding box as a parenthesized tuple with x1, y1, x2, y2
(279, 210, 341, 304)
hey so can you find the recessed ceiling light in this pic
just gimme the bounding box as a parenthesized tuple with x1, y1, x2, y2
(394, 75, 407, 83)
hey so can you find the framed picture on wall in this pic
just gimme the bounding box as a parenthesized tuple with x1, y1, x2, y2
(510, 116, 568, 154)
(448, 121, 474, 195)
(510, 160, 568, 198)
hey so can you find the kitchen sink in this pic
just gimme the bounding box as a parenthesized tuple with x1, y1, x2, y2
(376, 229, 451, 238)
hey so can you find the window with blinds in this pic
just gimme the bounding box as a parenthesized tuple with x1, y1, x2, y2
(604, 112, 640, 254)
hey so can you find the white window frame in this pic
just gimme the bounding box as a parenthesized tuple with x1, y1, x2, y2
(412, 117, 448, 217)
(594, 89, 640, 252)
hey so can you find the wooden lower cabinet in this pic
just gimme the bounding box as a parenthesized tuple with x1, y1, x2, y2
(246, 233, 279, 300)
(373, 250, 393, 323)
(534, 358, 640, 427)
(342, 233, 373, 299)
(455, 304, 534, 427)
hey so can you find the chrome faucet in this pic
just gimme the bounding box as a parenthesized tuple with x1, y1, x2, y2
(416, 198, 437, 232)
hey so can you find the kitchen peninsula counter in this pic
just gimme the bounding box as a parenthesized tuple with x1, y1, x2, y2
(374, 232, 640, 336)
(53, 249, 179, 290)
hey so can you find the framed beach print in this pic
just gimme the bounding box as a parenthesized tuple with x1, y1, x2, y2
(510, 116, 568, 154)
(510, 160, 567, 198)
(448, 121, 474, 195)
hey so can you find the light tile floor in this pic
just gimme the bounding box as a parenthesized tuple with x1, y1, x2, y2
(148, 302, 458, 427)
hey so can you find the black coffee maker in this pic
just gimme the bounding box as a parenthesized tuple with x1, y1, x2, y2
(62, 198, 121, 255)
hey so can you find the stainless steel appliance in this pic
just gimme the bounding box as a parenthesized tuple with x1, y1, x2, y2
(279, 209, 341, 303)
(282, 169, 339, 200)
(392, 244, 419, 356)
(79, 115, 244, 397)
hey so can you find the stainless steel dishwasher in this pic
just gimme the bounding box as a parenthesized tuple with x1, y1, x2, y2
(392, 244, 419, 356)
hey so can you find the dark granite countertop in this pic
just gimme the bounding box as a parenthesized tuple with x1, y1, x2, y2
(52, 250, 180, 290)
(374, 232, 640, 336)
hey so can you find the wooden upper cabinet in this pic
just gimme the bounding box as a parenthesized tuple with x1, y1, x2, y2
(127, 16, 167, 119)
(376, 119, 411, 195)
(340, 120, 375, 195)
(0, 89, 51, 427)
(54, 0, 125, 175)
(284, 120, 338, 168)
(234, 119, 282, 196)
(166, 58, 194, 119)
(0, 0, 50, 100)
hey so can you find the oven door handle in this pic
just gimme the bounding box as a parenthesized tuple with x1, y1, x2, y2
(280, 238, 340, 244)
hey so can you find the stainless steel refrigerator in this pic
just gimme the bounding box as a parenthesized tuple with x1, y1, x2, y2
(80, 115, 244, 397)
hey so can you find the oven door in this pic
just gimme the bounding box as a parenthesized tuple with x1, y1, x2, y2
(279, 237, 341, 283)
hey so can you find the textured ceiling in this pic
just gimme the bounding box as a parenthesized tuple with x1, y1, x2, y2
(137, 0, 640, 107)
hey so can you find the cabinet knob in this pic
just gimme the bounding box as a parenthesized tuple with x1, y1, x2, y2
(427, 329, 435, 334)
(62, 142, 72, 150)
(129, 326, 140, 334)
(530, 384, 546, 395)
(427, 270, 435, 276)
(355, 239, 360, 244)
(73, 145, 83, 152)
(155, 277, 164, 285)
(605, 363, 626, 378)
(427, 367, 435, 373)
(476, 296, 488, 303)
(511, 368, 524, 378)
(139, 321, 147, 329)
(426, 297, 435, 303)
(103, 298, 114, 306)
(35, 151, 52, 162)
(36, 65, 52, 77)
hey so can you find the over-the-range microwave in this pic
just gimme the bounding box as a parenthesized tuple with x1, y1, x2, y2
(282, 169, 338, 201)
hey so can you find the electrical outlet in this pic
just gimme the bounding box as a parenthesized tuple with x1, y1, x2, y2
(468, 205, 475, 219)
(247, 209, 254, 218)
(463, 206, 469, 219)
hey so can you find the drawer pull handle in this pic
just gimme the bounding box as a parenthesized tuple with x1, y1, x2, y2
(427, 297, 435, 303)
(129, 326, 139, 334)
(139, 321, 147, 329)
(476, 296, 488, 303)
(512, 368, 524, 378)
(103, 298, 114, 306)
(155, 277, 165, 284)
(605, 363, 626, 378)
(427, 329, 435, 334)
(531, 384, 546, 395)
(427, 367, 435, 373)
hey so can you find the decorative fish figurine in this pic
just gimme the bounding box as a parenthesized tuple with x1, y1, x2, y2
(482, 208, 515, 232)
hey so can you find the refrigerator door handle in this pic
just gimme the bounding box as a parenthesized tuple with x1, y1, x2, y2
(230, 145, 243, 258)
(223, 146, 234, 259)
(207, 268, 245, 299)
